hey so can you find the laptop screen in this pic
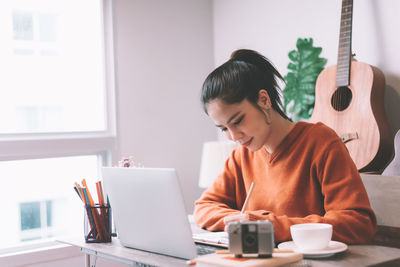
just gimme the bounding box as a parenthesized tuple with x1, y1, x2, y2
(101, 167, 198, 259)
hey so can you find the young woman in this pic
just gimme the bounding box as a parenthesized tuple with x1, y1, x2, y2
(194, 49, 376, 244)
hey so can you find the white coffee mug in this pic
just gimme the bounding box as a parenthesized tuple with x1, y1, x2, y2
(290, 223, 332, 252)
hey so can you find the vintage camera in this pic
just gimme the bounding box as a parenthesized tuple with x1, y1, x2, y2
(227, 220, 274, 258)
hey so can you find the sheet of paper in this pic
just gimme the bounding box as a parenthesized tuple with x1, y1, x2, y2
(193, 231, 229, 247)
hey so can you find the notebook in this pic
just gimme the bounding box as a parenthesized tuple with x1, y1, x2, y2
(101, 167, 222, 260)
(192, 231, 228, 248)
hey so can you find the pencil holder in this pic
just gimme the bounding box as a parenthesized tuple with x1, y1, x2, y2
(84, 205, 112, 243)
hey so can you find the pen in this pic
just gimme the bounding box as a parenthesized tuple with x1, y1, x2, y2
(73, 186, 82, 200)
(96, 181, 105, 206)
(83, 188, 98, 238)
(240, 181, 255, 214)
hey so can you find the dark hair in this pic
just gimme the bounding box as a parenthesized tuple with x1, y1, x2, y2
(201, 49, 290, 120)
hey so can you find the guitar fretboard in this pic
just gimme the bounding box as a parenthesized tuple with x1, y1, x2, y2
(336, 0, 353, 87)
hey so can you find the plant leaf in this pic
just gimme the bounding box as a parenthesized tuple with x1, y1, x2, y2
(283, 38, 327, 121)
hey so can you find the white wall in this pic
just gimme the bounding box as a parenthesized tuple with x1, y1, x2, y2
(213, 0, 400, 135)
(113, 0, 216, 213)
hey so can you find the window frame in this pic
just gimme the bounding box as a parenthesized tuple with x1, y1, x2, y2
(0, 0, 117, 255)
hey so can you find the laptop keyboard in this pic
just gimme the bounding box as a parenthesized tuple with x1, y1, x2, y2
(196, 243, 219, 255)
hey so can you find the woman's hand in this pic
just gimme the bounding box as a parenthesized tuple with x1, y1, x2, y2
(223, 213, 249, 231)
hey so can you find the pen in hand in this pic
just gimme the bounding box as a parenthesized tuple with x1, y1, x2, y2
(241, 181, 255, 214)
(223, 181, 255, 227)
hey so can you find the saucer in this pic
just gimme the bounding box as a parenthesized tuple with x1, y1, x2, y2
(277, 240, 348, 258)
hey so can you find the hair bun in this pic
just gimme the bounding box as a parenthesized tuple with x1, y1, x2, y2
(230, 49, 266, 68)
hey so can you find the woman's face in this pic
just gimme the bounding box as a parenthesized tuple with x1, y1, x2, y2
(206, 98, 272, 151)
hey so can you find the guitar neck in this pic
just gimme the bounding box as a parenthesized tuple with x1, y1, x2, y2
(336, 0, 353, 87)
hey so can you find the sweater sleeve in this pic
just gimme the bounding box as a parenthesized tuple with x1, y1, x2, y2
(194, 149, 247, 231)
(247, 140, 377, 244)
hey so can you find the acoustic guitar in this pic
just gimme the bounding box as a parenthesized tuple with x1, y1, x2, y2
(310, 0, 393, 172)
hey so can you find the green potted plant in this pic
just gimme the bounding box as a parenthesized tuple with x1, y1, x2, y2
(283, 38, 327, 122)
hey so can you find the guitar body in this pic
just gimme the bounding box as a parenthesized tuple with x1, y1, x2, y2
(310, 61, 393, 172)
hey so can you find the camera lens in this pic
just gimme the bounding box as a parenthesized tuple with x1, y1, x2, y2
(242, 225, 258, 253)
(244, 235, 256, 246)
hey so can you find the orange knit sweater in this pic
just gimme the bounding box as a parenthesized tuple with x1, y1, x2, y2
(194, 122, 376, 244)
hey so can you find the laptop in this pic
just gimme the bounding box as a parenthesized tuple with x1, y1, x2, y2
(101, 167, 224, 260)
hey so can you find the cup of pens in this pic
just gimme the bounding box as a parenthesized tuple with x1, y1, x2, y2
(84, 204, 112, 243)
(74, 179, 112, 243)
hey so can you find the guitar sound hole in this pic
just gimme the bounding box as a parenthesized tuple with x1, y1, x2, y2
(331, 86, 352, 111)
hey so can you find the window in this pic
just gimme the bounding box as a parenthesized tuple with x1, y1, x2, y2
(0, 0, 116, 253)
(0, 0, 110, 134)
(20, 200, 60, 241)
(0, 156, 101, 249)
(21, 202, 42, 231)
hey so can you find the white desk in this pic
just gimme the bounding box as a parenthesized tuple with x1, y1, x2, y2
(58, 237, 400, 267)
(58, 217, 400, 267)
(59, 238, 187, 267)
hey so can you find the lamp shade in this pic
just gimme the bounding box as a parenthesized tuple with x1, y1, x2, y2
(198, 141, 238, 188)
